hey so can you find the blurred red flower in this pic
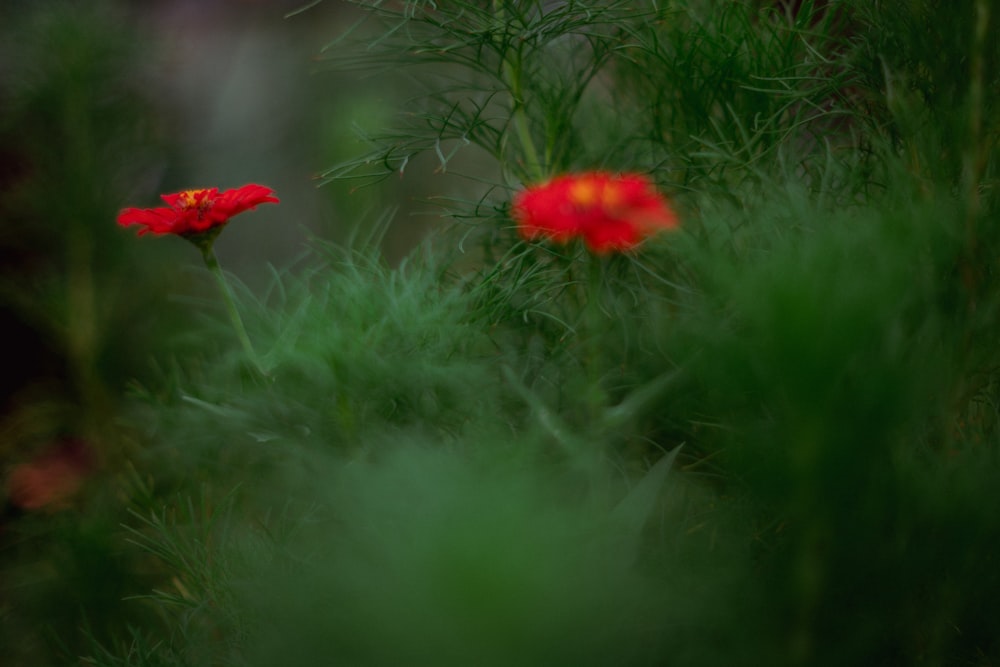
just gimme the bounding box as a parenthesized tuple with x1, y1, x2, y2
(512, 172, 678, 253)
(6, 439, 94, 512)
(117, 184, 279, 238)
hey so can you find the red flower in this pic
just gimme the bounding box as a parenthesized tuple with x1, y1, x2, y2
(117, 184, 279, 238)
(511, 172, 678, 253)
(6, 439, 94, 512)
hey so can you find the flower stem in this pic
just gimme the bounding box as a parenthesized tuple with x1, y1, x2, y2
(494, 0, 544, 183)
(200, 245, 267, 377)
(507, 59, 544, 182)
(962, 0, 989, 260)
(584, 251, 608, 416)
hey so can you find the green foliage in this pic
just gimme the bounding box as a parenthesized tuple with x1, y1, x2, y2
(237, 445, 676, 667)
(0, 0, 188, 411)
(124, 233, 503, 489)
(0, 3, 192, 664)
(318, 0, 649, 185)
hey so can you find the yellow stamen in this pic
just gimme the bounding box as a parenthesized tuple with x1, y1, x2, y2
(568, 180, 600, 207)
(179, 189, 211, 209)
(600, 183, 623, 209)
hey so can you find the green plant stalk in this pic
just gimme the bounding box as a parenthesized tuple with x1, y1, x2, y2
(200, 245, 266, 377)
(963, 0, 989, 247)
(584, 252, 608, 418)
(506, 58, 545, 182)
(957, 0, 990, 307)
(494, 0, 545, 182)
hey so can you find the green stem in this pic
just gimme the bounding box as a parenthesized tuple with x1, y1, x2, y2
(201, 245, 267, 377)
(494, 0, 545, 182)
(959, 0, 990, 307)
(583, 251, 613, 506)
(584, 251, 607, 417)
(507, 59, 544, 182)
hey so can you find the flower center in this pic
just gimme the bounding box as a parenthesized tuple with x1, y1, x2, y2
(568, 180, 600, 207)
(568, 179, 622, 212)
(178, 189, 213, 211)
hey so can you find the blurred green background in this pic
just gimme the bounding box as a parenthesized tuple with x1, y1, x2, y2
(0, 1, 458, 662)
(0, 0, 458, 488)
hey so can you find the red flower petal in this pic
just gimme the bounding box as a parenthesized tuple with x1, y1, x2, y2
(512, 176, 581, 243)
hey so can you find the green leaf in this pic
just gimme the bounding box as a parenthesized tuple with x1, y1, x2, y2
(610, 444, 683, 565)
